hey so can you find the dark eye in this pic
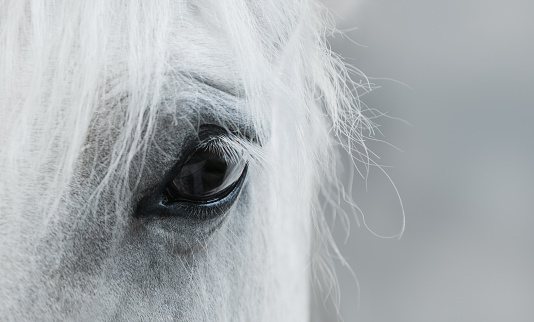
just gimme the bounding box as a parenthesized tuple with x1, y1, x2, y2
(135, 126, 250, 222)
(162, 145, 247, 205)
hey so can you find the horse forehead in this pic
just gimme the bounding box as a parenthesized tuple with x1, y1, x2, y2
(103, 21, 240, 95)
(166, 22, 240, 89)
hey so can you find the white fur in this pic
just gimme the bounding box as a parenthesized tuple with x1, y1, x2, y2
(0, 0, 374, 320)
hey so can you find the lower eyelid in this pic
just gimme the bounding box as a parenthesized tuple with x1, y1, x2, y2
(135, 164, 248, 221)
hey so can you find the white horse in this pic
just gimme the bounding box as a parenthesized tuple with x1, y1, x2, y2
(0, 0, 375, 320)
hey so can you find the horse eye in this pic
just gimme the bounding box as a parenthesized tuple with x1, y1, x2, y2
(162, 146, 247, 204)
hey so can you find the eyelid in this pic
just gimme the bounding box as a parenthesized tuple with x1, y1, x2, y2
(199, 134, 266, 170)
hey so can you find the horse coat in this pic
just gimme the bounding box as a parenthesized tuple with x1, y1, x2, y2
(0, 0, 374, 320)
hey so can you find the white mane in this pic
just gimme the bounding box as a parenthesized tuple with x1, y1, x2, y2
(0, 0, 375, 320)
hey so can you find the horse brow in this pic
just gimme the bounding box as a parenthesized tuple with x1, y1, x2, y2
(192, 74, 241, 98)
(187, 75, 265, 146)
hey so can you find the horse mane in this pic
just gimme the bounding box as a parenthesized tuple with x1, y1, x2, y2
(0, 0, 375, 315)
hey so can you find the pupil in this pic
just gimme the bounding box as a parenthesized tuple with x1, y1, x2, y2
(162, 141, 247, 205)
(173, 149, 231, 199)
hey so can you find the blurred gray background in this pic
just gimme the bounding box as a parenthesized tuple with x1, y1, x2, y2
(318, 0, 534, 321)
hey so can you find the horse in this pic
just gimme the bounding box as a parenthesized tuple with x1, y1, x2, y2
(0, 0, 375, 320)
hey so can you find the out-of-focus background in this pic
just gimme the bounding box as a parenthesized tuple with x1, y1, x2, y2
(316, 0, 534, 321)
